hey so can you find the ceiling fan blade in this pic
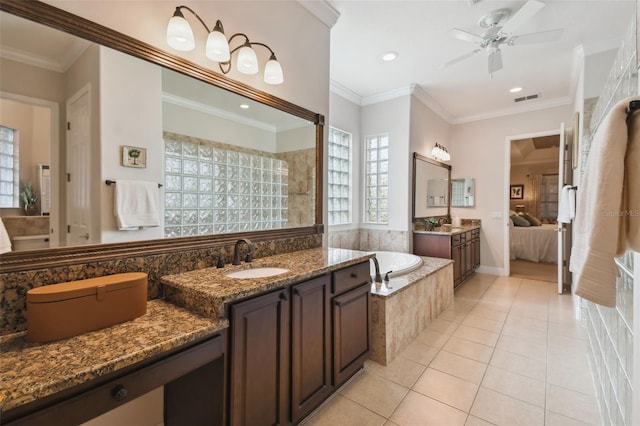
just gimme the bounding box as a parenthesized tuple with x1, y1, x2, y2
(449, 28, 486, 44)
(442, 49, 481, 68)
(499, 0, 545, 37)
(488, 49, 503, 74)
(508, 28, 563, 45)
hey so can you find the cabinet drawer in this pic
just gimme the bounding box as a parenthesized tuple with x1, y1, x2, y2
(332, 262, 370, 295)
(452, 234, 462, 245)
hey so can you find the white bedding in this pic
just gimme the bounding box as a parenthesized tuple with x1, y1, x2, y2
(510, 224, 558, 264)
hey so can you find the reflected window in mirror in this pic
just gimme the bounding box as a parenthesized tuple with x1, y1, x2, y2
(451, 178, 475, 207)
(164, 134, 289, 236)
(364, 134, 389, 224)
(0, 125, 18, 208)
(328, 127, 351, 225)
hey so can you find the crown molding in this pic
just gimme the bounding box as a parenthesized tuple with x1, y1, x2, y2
(410, 84, 455, 123)
(451, 95, 574, 124)
(296, 0, 340, 28)
(329, 79, 362, 105)
(162, 92, 277, 133)
(0, 39, 90, 73)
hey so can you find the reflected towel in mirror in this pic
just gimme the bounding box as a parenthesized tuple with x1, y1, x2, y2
(114, 179, 160, 230)
(0, 218, 11, 253)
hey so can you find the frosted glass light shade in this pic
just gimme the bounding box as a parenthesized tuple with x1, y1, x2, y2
(167, 15, 195, 51)
(237, 45, 259, 75)
(264, 58, 283, 85)
(206, 30, 230, 62)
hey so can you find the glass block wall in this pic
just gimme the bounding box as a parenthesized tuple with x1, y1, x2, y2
(581, 14, 637, 426)
(164, 136, 288, 237)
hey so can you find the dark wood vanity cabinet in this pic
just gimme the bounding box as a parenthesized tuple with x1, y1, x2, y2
(228, 262, 371, 426)
(331, 261, 371, 387)
(229, 288, 290, 426)
(414, 228, 480, 288)
(291, 276, 332, 423)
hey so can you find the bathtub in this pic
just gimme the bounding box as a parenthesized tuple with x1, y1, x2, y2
(368, 251, 423, 279)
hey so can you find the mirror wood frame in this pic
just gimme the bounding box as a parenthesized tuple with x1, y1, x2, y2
(412, 152, 451, 221)
(0, 0, 325, 273)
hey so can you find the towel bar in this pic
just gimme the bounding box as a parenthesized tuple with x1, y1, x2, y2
(105, 180, 162, 188)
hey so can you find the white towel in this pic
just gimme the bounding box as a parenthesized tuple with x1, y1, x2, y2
(570, 96, 640, 307)
(557, 185, 575, 224)
(0, 217, 12, 254)
(114, 179, 160, 230)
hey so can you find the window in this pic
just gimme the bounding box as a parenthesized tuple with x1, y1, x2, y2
(0, 126, 19, 208)
(364, 134, 388, 224)
(539, 174, 559, 219)
(327, 127, 351, 225)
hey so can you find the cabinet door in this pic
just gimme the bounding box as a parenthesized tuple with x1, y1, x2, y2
(452, 243, 463, 286)
(333, 283, 370, 386)
(291, 276, 331, 423)
(230, 289, 289, 426)
(473, 234, 481, 268)
(464, 238, 473, 278)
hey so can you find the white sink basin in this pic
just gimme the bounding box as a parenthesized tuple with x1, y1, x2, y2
(225, 267, 289, 279)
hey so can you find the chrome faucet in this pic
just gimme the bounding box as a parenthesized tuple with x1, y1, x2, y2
(370, 257, 383, 284)
(232, 239, 255, 265)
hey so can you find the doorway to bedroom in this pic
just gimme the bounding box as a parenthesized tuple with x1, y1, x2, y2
(508, 133, 560, 283)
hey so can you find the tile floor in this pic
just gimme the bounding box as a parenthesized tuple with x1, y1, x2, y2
(302, 273, 601, 426)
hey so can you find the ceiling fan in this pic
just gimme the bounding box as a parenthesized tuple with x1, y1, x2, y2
(444, 0, 563, 77)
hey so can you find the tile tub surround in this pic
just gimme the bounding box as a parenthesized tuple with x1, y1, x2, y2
(0, 299, 228, 412)
(370, 258, 454, 365)
(0, 233, 321, 335)
(360, 229, 409, 252)
(328, 228, 360, 250)
(162, 247, 374, 319)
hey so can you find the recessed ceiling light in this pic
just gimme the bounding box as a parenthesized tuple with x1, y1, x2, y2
(240, 103, 250, 109)
(381, 51, 398, 62)
(510, 86, 523, 93)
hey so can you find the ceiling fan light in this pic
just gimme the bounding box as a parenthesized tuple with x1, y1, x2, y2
(264, 57, 284, 84)
(237, 44, 259, 75)
(166, 8, 195, 51)
(206, 29, 230, 62)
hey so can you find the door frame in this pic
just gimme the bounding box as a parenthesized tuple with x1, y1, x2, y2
(503, 127, 564, 277)
(0, 91, 60, 243)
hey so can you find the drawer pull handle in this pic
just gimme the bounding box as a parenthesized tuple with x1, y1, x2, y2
(350, 273, 358, 278)
(112, 385, 128, 402)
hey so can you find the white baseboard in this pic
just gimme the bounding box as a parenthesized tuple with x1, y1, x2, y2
(477, 265, 506, 276)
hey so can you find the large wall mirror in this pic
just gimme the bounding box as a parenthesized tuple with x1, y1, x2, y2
(0, 1, 324, 272)
(412, 153, 451, 220)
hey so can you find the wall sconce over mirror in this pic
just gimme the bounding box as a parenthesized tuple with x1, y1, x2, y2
(166, 5, 284, 84)
(431, 143, 450, 162)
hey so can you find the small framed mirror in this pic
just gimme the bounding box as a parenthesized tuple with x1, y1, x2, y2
(412, 153, 451, 219)
(451, 178, 475, 207)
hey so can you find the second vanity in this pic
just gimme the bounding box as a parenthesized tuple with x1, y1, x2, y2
(413, 224, 480, 287)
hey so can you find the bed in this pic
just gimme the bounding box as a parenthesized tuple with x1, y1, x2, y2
(510, 223, 558, 264)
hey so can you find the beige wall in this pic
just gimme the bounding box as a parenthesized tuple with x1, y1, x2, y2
(450, 104, 573, 274)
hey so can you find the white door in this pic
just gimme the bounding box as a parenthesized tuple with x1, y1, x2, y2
(66, 86, 92, 246)
(557, 122, 569, 294)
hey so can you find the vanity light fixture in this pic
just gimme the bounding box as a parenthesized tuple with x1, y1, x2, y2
(166, 5, 284, 85)
(431, 143, 451, 162)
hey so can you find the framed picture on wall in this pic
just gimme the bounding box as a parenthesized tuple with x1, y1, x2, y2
(510, 184, 524, 200)
(122, 145, 147, 168)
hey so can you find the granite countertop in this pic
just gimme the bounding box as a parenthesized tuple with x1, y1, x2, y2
(162, 247, 374, 319)
(0, 299, 228, 413)
(413, 224, 480, 236)
(370, 256, 453, 298)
